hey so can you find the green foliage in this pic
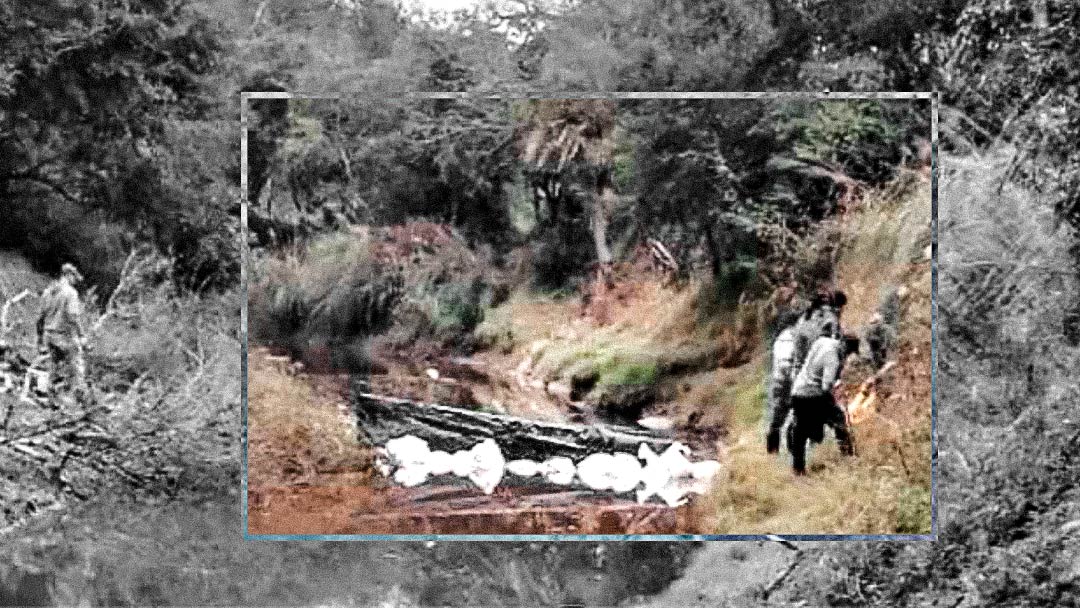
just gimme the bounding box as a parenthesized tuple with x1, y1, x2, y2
(539, 0, 787, 90)
(194, 0, 404, 91)
(529, 221, 595, 289)
(514, 98, 619, 279)
(258, 93, 520, 252)
(794, 0, 967, 91)
(611, 130, 636, 193)
(781, 101, 902, 183)
(0, 0, 241, 291)
(941, 155, 1077, 384)
(941, 2, 1080, 343)
(430, 277, 488, 338)
(597, 359, 659, 387)
(249, 231, 404, 355)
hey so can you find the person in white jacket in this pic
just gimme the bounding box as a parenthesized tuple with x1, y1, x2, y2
(765, 310, 801, 454)
(787, 320, 857, 475)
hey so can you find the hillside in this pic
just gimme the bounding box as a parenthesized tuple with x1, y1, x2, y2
(639, 154, 1080, 607)
(242, 165, 933, 536)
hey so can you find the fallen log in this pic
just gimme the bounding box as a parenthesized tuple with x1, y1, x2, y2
(352, 386, 675, 463)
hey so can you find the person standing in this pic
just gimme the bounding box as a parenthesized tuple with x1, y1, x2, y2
(787, 320, 856, 475)
(35, 263, 87, 393)
(789, 289, 847, 380)
(765, 310, 800, 454)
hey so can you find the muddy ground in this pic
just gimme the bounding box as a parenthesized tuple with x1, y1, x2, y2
(246, 347, 698, 536)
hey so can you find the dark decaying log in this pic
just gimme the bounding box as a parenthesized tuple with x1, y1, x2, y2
(352, 387, 674, 463)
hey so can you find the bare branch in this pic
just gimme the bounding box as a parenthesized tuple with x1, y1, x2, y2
(91, 248, 139, 335)
(761, 549, 804, 601)
(1, 289, 31, 333)
(8, 174, 81, 203)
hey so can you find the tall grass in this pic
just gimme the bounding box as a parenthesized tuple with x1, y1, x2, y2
(834, 171, 932, 330)
(247, 349, 371, 487)
(248, 232, 402, 358)
(686, 167, 933, 535)
(780, 152, 1080, 605)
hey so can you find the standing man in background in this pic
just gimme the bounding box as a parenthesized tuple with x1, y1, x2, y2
(35, 263, 87, 394)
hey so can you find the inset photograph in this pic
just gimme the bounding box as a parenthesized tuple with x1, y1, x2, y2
(244, 95, 933, 537)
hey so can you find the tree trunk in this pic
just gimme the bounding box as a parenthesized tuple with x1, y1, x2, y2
(592, 169, 616, 267)
(703, 225, 724, 278)
(352, 387, 675, 462)
(257, 175, 273, 218)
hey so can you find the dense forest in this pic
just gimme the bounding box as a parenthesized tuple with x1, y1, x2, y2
(1, 0, 1079, 605)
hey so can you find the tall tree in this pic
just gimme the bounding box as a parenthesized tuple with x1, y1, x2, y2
(0, 0, 225, 287)
(517, 99, 617, 280)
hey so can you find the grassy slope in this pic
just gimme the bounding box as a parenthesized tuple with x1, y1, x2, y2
(474, 275, 759, 428)
(473, 171, 933, 535)
(247, 346, 371, 489)
(762, 154, 1080, 607)
(688, 171, 932, 534)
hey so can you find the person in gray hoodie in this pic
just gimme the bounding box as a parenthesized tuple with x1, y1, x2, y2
(787, 319, 857, 475)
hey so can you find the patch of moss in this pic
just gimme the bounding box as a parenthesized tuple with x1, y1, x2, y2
(598, 359, 660, 387)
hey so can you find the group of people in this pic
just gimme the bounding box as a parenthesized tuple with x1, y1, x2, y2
(766, 289, 859, 475)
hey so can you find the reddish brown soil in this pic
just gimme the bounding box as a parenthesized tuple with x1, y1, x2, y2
(248, 482, 688, 535)
(247, 348, 690, 535)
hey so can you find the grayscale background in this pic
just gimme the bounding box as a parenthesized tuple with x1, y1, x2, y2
(2, 0, 1078, 606)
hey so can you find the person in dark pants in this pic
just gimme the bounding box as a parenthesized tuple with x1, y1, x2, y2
(765, 309, 801, 454)
(787, 320, 857, 475)
(768, 289, 846, 454)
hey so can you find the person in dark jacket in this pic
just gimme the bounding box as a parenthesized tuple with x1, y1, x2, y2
(789, 290, 847, 380)
(786, 320, 857, 475)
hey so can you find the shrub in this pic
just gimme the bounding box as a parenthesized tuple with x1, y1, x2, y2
(430, 277, 488, 339)
(779, 100, 904, 184)
(248, 230, 404, 362)
(529, 221, 595, 290)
